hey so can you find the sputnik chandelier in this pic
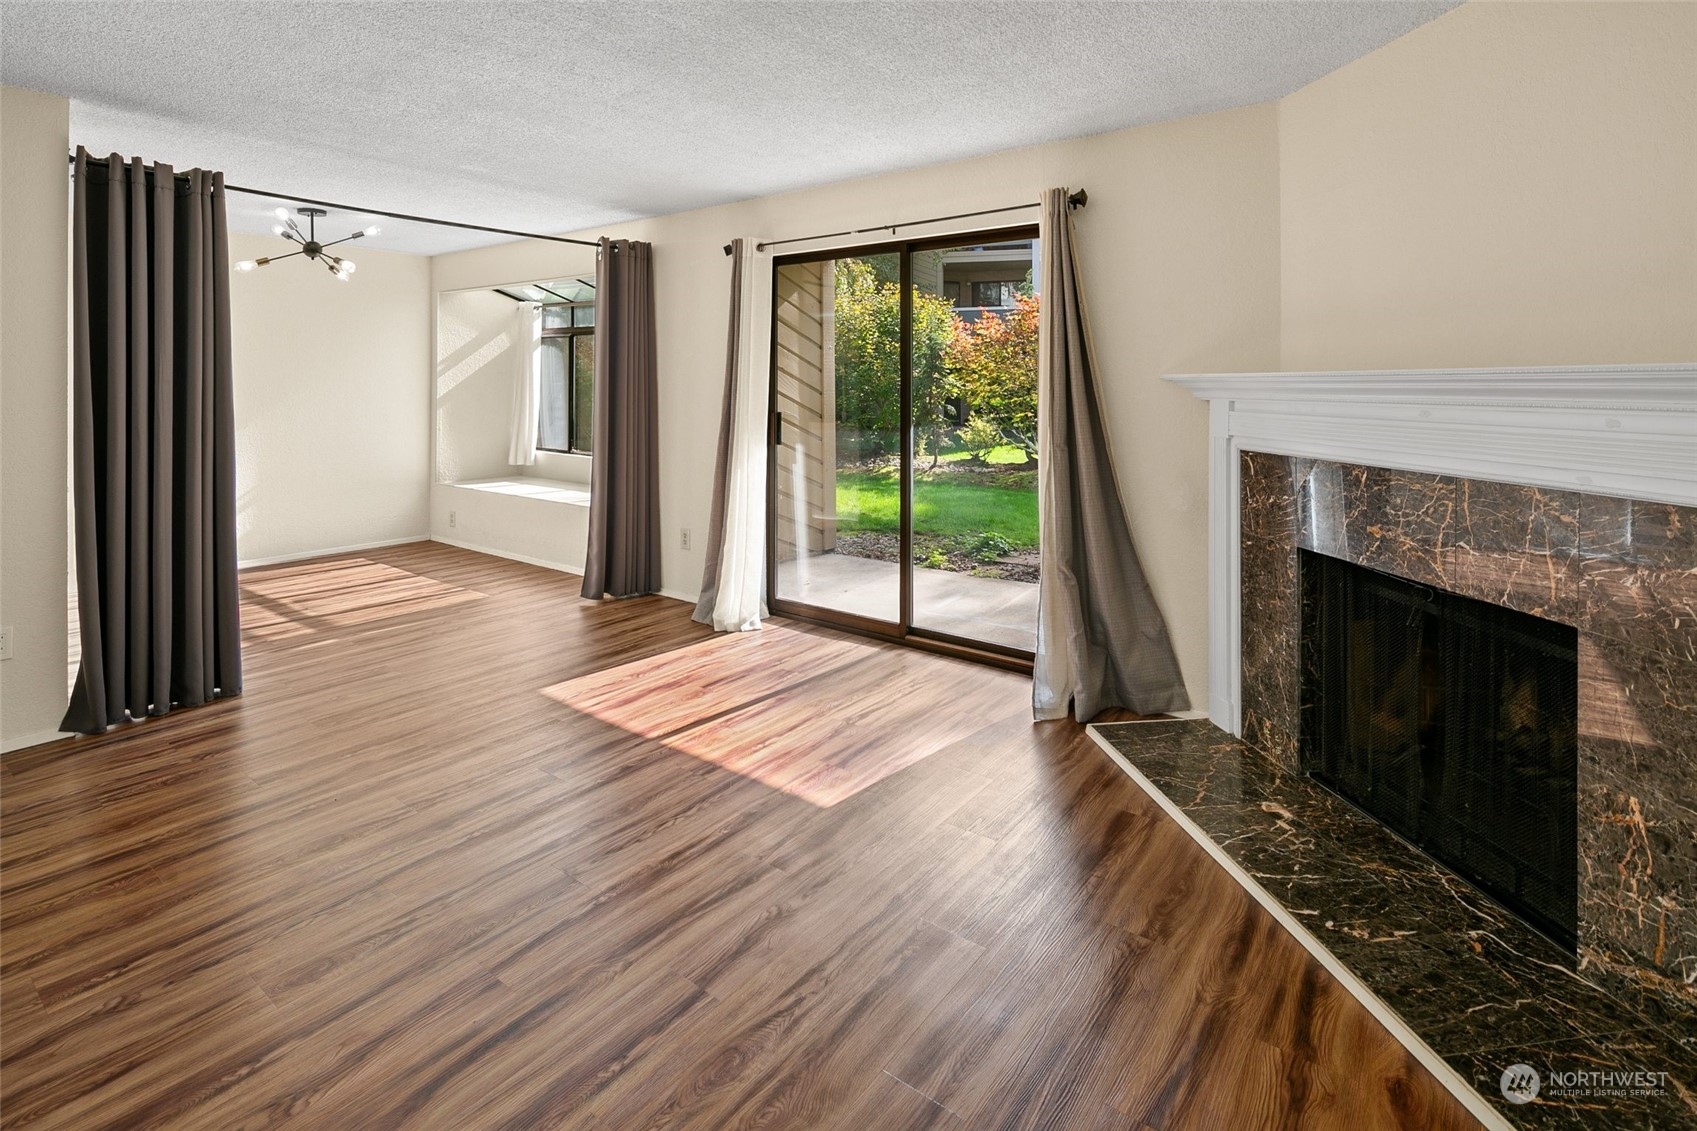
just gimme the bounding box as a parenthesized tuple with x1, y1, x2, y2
(235, 207, 380, 281)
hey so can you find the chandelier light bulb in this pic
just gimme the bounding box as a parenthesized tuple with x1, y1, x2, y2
(363, 225, 381, 237)
(249, 207, 361, 282)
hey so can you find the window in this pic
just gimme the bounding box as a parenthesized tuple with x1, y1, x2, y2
(538, 303, 594, 454)
(970, 280, 1017, 308)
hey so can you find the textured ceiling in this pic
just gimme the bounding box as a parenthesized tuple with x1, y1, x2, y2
(2, 1, 1457, 255)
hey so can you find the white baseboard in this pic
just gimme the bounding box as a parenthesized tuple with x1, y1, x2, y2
(239, 535, 429, 570)
(658, 587, 699, 607)
(429, 535, 585, 578)
(1085, 726, 1512, 1131)
(2, 728, 74, 755)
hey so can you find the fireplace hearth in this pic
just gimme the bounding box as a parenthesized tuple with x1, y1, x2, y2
(1298, 549, 1579, 949)
(1089, 716, 1694, 1130)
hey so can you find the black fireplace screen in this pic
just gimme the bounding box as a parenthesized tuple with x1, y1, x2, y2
(1299, 550, 1579, 949)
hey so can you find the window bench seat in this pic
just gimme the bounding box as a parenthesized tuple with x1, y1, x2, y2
(433, 478, 590, 575)
(449, 478, 591, 506)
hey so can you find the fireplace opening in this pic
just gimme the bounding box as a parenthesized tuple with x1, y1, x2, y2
(1299, 550, 1579, 950)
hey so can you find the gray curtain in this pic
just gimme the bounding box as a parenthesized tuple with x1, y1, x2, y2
(62, 149, 242, 734)
(582, 238, 660, 598)
(1033, 186, 1189, 722)
(693, 239, 743, 622)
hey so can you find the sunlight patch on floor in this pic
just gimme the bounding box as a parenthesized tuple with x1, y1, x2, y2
(542, 623, 1018, 808)
(240, 558, 484, 640)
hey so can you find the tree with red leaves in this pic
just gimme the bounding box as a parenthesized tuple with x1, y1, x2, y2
(943, 293, 1039, 465)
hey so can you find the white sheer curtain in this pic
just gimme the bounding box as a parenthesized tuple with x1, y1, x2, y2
(507, 301, 542, 466)
(694, 238, 773, 632)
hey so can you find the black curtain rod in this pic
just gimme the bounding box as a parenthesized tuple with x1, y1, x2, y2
(67, 152, 601, 247)
(738, 189, 1086, 254)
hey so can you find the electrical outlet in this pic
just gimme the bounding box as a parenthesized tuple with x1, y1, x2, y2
(0, 625, 12, 661)
(449, 510, 457, 528)
(680, 527, 691, 551)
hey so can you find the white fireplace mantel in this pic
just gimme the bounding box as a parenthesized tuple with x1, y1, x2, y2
(1164, 363, 1697, 734)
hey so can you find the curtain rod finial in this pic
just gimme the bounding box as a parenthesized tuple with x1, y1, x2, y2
(1067, 189, 1088, 210)
(723, 243, 733, 256)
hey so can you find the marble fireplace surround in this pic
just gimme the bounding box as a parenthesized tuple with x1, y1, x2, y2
(1164, 363, 1697, 998)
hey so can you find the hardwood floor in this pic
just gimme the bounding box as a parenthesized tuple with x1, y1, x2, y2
(1, 542, 1478, 1129)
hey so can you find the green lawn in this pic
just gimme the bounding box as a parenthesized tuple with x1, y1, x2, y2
(835, 470, 1038, 548)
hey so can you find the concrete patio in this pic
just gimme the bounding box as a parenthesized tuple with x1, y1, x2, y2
(775, 552, 1038, 652)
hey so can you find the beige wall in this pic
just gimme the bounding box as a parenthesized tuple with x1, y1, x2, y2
(229, 232, 432, 564)
(0, 86, 71, 751)
(433, 103, 1285, 705)
(9, 3, 1685, 738)
(435, 286, 531, 486)
(433, 0, 1697, 711)
(1280, 1, 1697, 369)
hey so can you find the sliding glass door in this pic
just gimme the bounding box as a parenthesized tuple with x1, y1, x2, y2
(768, 229, 1041, 660)
(771, 252, 901, 628)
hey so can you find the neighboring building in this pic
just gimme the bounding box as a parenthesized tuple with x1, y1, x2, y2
(933, 240, 1037, 322)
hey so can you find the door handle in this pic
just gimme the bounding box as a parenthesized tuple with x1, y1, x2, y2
(773, 412, 784, 446)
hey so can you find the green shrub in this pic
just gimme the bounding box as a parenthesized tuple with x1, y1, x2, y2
(956, 418, 1004, 462)
(966, 531, 1015, 562)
